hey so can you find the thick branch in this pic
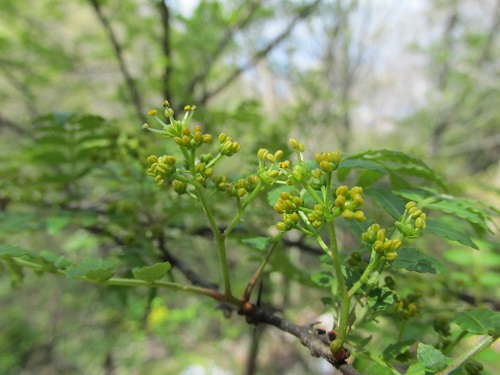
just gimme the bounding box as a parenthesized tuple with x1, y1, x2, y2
(240, 304, 359, 374)
(196, 0, 321, 104)
(87, 0, 146, 123)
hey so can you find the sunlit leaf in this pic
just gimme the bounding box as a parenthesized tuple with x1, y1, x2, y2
(417, 343, 447, 372)
(454, 308, 499, 335)
(133, 262, 172, 282)
(66, 259, 116, 281)
(242, 236, 271, 252)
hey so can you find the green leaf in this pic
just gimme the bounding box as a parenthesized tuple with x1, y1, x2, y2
(454, 308, 498, 335)
(311, 271, 334, 288)
(417, 343, 447, 372)
(367, 287, 397, 312)
(66, 259, 116, 281)
(425, 219, 479, 249)
(390, 247, 447, 274)
(344, 219, 372, 241)
(365, 188, 405, 219)
(133, 262, 172, 282)
(424, 201, 492, 233)
(383, 339, 415, 361)
(0, 244, 40, 259)
(242, 236, 271, 252)
(488, 314, 500, 336)
(337, 158, 387, 181)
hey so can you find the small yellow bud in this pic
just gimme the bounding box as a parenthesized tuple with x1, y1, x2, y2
(342, 210, 355, 219)
(320, 160, 333, 173)
(276, 222, 286, 231)
(219, 133, 227, 143)
(289, 139, 300, 150)
(376, 229, 386, 242)
(237, 188, 247, 197)
(279, 160, 290, 169)
(274, 150, 284, 160)
(385, 252, 397, 261)
(148, 109, 158, 116)
(147, 155, 158, 164)
(174, 137, 183, 146)
(164, 108, 174, 117)
(268, 170, 280, 178)
(274, 202, 284, 214)
(184, 105, 191, 111)
(336, 186, 349, 196)
(354, 211, 366, 222)
(258, 148, 269, 159)
(405, 201, 417, 211)
(411, 209, 423, 219)
(350, 186, 363, 196)
(415, 217, 426, 230)
(335, 195, 346, 208)
(202, 134, 212, 143)
(298, 143, 305, 152)
(266, 153, 276, 163)
(392, 239, 402, 251)
(142, 123, 150, 129)
(163, 100, 170, 107)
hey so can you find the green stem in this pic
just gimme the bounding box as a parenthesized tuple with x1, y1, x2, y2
(348, 252, 383, 298)
(398, 319, 407, 342)
(224, 181, 263, 239)
(195, 184, 232, 298)
(10, 257, 225, 300)
(436, 335, 499, 375)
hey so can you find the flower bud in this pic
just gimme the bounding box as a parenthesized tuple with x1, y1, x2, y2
(147, 155, 158, 164)
(336, 186, 349, 196)
(202, 134, 212, 143)
(320, 160, 333, 173)
(266, 153, 276, 163)
(219, 133, 227, 143)
(385, 252, 397, 261)
(289, 139, 300, 150)
(274, 150, 284, 160)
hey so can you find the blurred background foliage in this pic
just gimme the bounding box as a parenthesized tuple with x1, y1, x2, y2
(0, 0, 499, 374)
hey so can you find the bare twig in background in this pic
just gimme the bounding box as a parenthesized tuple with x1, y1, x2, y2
(187, 0, 262, 96)
(87, 0, 146, 123)
(197, 0, 322, 104)
(157, 1, 172, 102)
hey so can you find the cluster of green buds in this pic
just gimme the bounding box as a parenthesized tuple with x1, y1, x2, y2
(224, 175, 260, 198)
(361, 223, 402, 261)
(274, 190, 303, 231)
(143, 101, 199, 139)
(146, 155, 176, 186)
(393, 294, 419, 320)
(219, 133, 241, 157)
(334, 186, 366, 222)
(315, 151, 342, 174)
(173, 124, 212, 149)
(432, 315, 452, 337)
(306, 204, 326, 228)
(257, 148, 284, 185)
(396, 201, 427, 239)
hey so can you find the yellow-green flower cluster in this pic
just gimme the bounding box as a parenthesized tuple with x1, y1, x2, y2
(274, 191, 303, 231)
(218, 133, 241, 156)
(256, 148, 284, 185)
(333, 186, 366, 222)
(306, 204, 326, 228)
(143, 102, 197, 139)
(395, 201, 427, 239)
(146, 155, 176, 186)
(361, 223, 402, 261)
(173, 125, 212, 149)
(224, 175, 260, 198)
(394, 295, 419, 320)
(315, 151, 342, 173)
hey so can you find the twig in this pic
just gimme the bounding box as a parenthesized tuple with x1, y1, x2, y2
(87, 0, 146, 123)
(187, 0, 262, 95)
(157, 1, 172, 101)
(196, 0, 322, 104)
